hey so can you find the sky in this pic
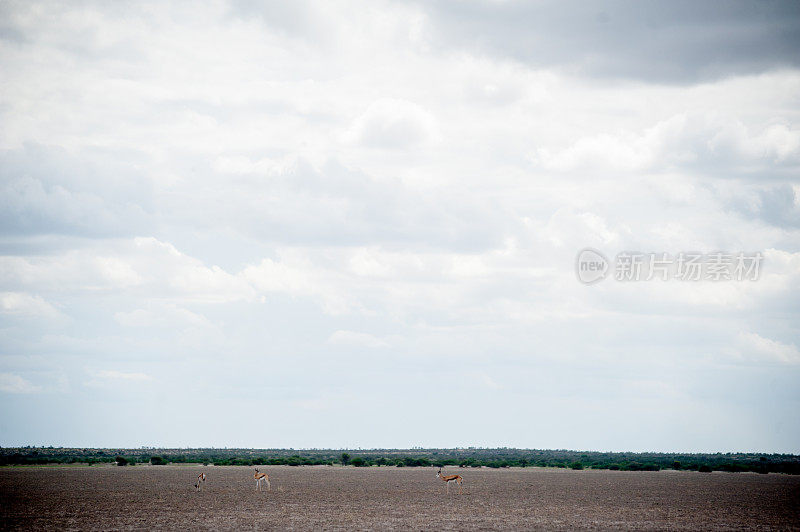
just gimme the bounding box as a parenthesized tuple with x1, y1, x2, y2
(1, 0, 799, 452)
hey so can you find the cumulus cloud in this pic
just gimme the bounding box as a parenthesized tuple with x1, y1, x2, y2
(736, 332, 800, 364)
(0, 373, 41, 394)
(0, 145, 154, 238)
(0, 237, 255, 302)
(0, 0, 798, 451)
(534, 114, 800, 173)
(470, 371, 503, 390)
(347, 98, 440, 149)
(422, 0, 800, 83)
(0, 292, 59, 318)
(84, 369, 153, 390)
(727, 184, 800, 228)
(327, 330, 390, 348)
(114, 303, 211, 329)
(93, 370, 152, 381)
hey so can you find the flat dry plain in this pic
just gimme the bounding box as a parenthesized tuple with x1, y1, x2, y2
(1, 465, 799, 530)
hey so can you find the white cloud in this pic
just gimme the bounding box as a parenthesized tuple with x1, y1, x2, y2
(0, 373, 42, 394)
(0, 292, 60, 318)
(84, 369, 153, 390)
(328, 330, 390, 348)
(535, 113, 800, 173)
(0, 237, 255, 303)
(242, 253, 354, 315)
(0, 250, 142, 291)
(737, 332, 800, 364)
(0, 0, 798, 451)
(470, 372, 503, 390)
(346, 98, 440, 149)
(213, 155, 291, 176)
(114, 303, 210, 329)
(93, 370, 152, 381)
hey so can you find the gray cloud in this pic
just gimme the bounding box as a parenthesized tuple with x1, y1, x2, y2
(0, 0, 798, 451)
(423, 0, 800, 83)
(146, 153, 515, 254)
(758, 185, 800, 227)
(0, 144, 154, 239)
(727, 183, 800, 228)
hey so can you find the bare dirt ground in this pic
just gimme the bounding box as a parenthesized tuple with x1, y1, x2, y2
(1, 465, 799, 530)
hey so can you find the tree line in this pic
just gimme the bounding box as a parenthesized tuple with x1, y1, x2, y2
(1, 447, 798, 474)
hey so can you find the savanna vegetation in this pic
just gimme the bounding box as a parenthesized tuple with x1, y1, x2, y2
(1, 447, 798, 474)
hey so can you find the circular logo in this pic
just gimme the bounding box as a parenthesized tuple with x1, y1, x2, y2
(575, 248, 609, 284)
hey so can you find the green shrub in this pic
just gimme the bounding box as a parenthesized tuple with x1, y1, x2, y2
(150, 455, 167, 465)
(351, 457, 367, 467)
(401, 457, 430, 467)
(570, 462, 584, 470)
(698, 465, 712, 473)
(1, 448, 796, 475)
(115, 456, 128, 466)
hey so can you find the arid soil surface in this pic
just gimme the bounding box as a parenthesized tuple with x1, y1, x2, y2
(1, 465, 799, 530)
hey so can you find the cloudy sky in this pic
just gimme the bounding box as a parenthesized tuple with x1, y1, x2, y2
(1, 0, 799, 452)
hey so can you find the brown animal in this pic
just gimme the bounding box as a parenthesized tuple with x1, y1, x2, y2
(436, 467, 463, 494)
(254, 468, 271, 491)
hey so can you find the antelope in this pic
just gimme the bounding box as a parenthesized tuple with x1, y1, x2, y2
(437, 467, 463, 494)
(194, 472, 206, 491)
(254, 468, 271, 491)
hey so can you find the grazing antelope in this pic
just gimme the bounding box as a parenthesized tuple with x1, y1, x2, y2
(254, 468, 271, 491)
(436, 467, 463, 494)
(194, 472, 206, 491)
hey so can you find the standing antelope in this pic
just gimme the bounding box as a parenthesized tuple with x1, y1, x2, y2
(194, 472, 206, 491)
(436, 467, 463, 494)
(254, 468, 271, 491)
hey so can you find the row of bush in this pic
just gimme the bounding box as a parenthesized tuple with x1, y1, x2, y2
(3, 449, 799, 475)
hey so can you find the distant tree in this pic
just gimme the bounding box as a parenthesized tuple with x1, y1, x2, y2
(2, 447, 796, 475)
(570, 462, 584, 470)
(351, 457, 367, 467)
(698, 465, 712, 473)
(115, 456, 128, 466)
(340, 453, 350, 466)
